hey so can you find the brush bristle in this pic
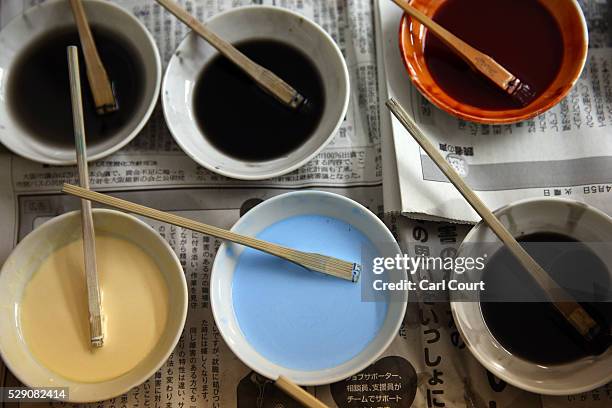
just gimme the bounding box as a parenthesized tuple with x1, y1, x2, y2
(508, 79, 536, 107)
(89, 314, 104, 348)
(297, 97, 313, 114)
(351, 263, 362, 282)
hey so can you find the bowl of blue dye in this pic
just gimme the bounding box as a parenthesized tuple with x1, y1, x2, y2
(211, 191, 407, 385)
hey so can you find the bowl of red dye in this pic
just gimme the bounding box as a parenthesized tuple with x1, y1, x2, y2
(398, 0, 588, 124)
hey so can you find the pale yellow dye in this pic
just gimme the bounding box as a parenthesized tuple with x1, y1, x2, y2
(20, 234, 169, 383)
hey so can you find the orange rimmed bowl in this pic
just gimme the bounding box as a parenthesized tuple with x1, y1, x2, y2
(398, 0, 588, 124)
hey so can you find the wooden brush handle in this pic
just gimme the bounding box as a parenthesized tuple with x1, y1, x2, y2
(62, 184, 357, 282)
(67, 46, 104, 348)
(68, 0, 117, 114)
(275, 376, 329, 408)
(391, 0, 517, 91)
(386, 98, 598, 339)
(155, 0, 304, 109)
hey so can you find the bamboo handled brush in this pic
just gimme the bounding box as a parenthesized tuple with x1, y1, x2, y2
(69, 0, 118, 114)
(386, 98, 602, 344)
(391, 0, 536, 106)
(275, 376, 329, 408)
(62, 184, 361, 283)
(156, 0, 307, 110)
(67, 46, 104, 348)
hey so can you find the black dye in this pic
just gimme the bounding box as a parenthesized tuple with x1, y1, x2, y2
(8, 26, 145, 148)
(481, 232, 611, 365)
(193, 39, 325, 162)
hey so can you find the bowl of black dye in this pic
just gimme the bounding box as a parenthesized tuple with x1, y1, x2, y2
(0, 0, 161, 164)
(162, 6, 350, 180)
(451, 198, 612, 395)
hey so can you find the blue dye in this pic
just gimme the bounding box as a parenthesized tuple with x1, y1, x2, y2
(232, 214, 388, 371)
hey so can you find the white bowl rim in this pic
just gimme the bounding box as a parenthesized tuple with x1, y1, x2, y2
(0, 0, 162, 165)
(0, 209, 188, 403)
(210, 190, 407, 385)
(451, 197, 612, 396)
(161, 5, 350, 180)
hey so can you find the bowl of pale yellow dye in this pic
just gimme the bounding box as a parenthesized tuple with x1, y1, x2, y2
(0, 209, 187, 402)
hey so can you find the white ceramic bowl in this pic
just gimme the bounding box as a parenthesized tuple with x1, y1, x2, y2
(211, 191, 407, 385)
(451, 198, 612, 395)
(0, 210, 187, 403)
(0, 0, 161, 165)
(162, 6, 350, 180)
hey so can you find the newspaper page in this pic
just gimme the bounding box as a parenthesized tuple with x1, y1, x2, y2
(392, 217, 612, 408)
(376, 0, 612, 223)
(0, 1, 610, 408)
(0, 0, 387, 406)
(12, 189, 611, 408)
(0, 0, 384, 262)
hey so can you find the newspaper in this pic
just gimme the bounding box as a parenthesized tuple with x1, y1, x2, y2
(385, 217, 612, 408)
(0, 1, 386, 407)
(0, 0, 384, 263)
(0, 1, 610, 408)
(376, 0, 612, 223)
